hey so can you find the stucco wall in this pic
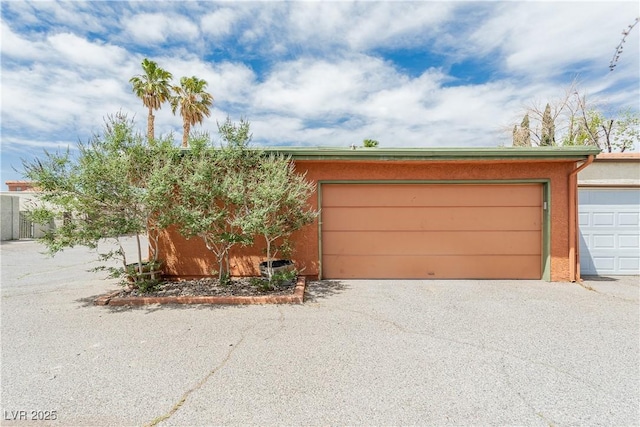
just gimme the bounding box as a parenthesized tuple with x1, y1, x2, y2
(578, 153, 640, 187)
(0, 192, 54, 240)
(158, 158, 578, 281)
(1, 195, 20, 241)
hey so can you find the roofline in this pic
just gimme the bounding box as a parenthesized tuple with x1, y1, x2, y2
(595, 152, 640, 161)
(261, 146, 602, 161)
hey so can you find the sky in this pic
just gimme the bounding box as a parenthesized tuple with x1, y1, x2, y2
(1, 1, 639, 187)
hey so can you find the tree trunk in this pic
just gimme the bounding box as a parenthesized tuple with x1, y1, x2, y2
(601, 120, 614, 153)
(118, 238, 128, 271)
(265, 235, 273, 278)
(218, 257, 224, 282)
(148, 106, 154, 142)
(182, 122, 190, 147)
(135, 233, 143, 275)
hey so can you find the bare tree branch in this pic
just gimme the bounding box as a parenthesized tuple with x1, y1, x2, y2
(609, 17, 639, 71)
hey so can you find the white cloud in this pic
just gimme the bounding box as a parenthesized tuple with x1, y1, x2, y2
(4, 72, 122, 136)
(284, 2, 456, 53)
(1, 0, 639, 185)
(244, 55, 522, 148)
(1, 136, 79, 152)
(2, 1, 109, 34)
(122, 13, 199, 44)
(0, 21, 46, 60)
(344, 2, 456, 51)
(48, 33, 128, 69)
(252, 56, 405, 117)
(200, 8, 238, 38)
(467, 2, 639, 77)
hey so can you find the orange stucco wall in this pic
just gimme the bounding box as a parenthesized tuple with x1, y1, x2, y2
(157, 159, 578, 281)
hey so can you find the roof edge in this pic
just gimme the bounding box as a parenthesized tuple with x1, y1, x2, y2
(262, 146, 601, 161)
(595, 152, 640, 161)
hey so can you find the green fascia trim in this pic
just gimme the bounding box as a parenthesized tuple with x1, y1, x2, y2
(263, 146, 601, 161)
(542, 181, 551, 281)
(318, 179, 550, 185)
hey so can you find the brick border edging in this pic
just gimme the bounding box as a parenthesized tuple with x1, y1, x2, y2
(94, 277, 306, 306)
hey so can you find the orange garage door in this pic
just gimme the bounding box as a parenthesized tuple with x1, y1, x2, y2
(321, 183, 543, 279)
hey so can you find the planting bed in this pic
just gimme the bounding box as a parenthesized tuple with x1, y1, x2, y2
(94, 276, 306, 306)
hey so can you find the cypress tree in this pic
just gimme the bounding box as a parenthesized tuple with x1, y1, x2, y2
(512, 114, 531, 147)
(540, 104, 555, 146)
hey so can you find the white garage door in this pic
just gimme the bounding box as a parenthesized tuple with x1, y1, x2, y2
(579, 188, 640, 275)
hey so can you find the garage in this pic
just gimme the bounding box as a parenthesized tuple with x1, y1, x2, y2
(578, 153, 640, 277)
(160, 146, 599, 282)
(321, 182, 544, 279)
(579, 188, 640, 275)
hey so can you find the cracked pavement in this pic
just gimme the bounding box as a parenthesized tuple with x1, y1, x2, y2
(1, 239, 639, 426)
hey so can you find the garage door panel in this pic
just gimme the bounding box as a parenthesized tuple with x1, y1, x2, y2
(580, 189, 640, 205)
(592, 235, 615, 248)
(322, 255, 541, 279)
(323, 184, 542, 207)
(619, 235, 640, 248)
(582, 210, 639, 228)
(619, 212, 639, 226)
(593, 257, 615, 271)
(620, 257, 640, 272)
(579, 213, 590, 227)
(593, 213, 615, 226)
(322, 206, 541, 231)
(323, 231, 541, 256)
(321, 183, 543, 279)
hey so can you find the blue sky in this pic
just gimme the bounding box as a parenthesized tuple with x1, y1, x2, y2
(1, 1, 639, 187)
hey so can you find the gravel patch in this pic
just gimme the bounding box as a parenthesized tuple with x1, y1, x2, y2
(116, 277, 297, 298)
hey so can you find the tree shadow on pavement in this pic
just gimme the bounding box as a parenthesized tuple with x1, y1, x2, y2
(75, 292, 238, 314)
(581, 276, 619, 282)
(76, 280, 348, 312)
(304, 280, 347, 303)
(99, 303, 236, 314)
(76, 292, 117, 308)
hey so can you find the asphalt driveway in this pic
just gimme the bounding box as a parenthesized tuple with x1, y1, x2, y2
(1, 239, 638, 426)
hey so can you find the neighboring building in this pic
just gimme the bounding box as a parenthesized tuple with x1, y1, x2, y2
(578, 153, 640, 276)
(0, 195, 20, 241)
(5, 181, 37, 192)
(158, 146, 600, 282)
(1, 182, 51, 241)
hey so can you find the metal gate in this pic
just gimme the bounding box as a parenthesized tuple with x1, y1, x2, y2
(19, 212, 34, 239)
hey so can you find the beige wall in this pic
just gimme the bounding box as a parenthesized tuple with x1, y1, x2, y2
(579, 153, 640, 187)
(1, 195, 20, 241)
(0, 191, 54, 240)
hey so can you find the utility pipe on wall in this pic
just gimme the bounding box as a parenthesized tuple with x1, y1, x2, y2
(568, 154, 595, 282)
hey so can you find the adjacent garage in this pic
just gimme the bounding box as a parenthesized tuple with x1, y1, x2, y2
(578, 153, 640, 276)
(321, 183, 543, 279)
(579, 188, 640, 275)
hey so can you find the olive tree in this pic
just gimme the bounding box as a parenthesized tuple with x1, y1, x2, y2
(22, 113, 174, 287)
(169, 118, 318, 280)
(166, 119, 259, 282)
(241, 154, 318, 278)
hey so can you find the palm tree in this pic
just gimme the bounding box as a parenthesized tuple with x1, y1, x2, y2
(171, 76, 214, 147)
(129, 58, 173, 142)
